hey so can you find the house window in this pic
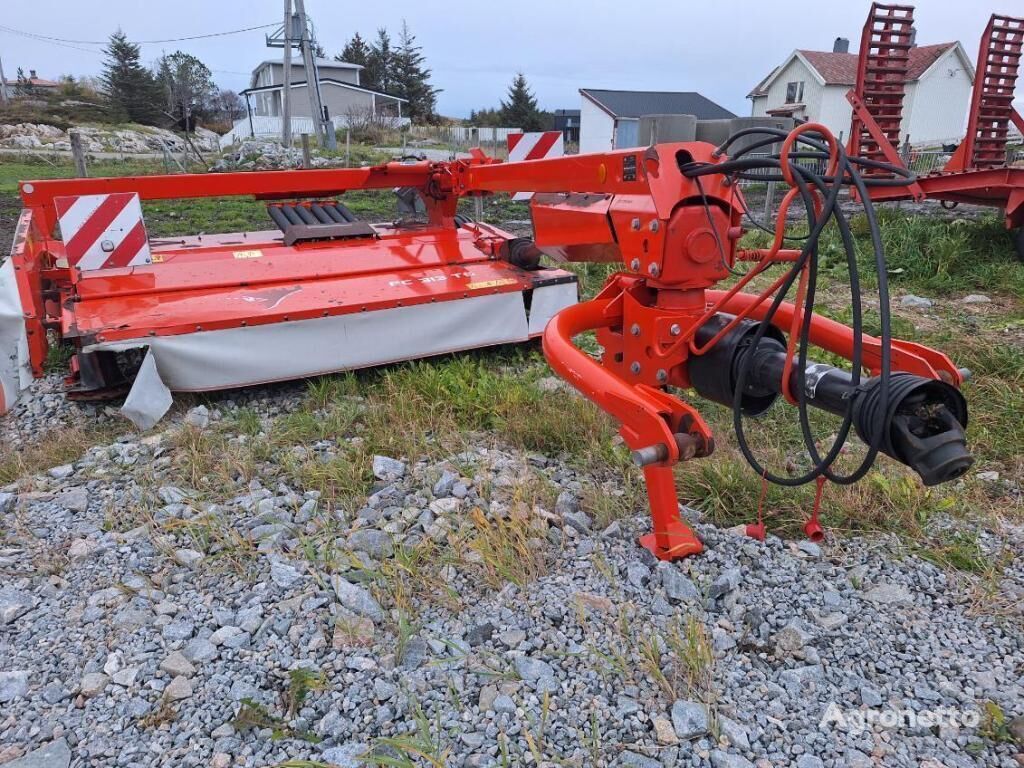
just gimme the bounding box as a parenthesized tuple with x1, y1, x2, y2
(785, 81, 805, 104)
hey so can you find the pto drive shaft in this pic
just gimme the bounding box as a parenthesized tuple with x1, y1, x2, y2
(688, 315, 973, 486)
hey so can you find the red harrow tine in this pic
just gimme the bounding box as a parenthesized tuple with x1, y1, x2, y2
(965, 15, 1024, 170)
(849, 3, 914, 177)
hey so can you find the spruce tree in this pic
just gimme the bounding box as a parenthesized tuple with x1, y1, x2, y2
(337, 32, 370, 70)
(364, 28, 393, 93)
(391, 21, 438, 122)
(500, 73, 543, 131)
(101, 30, 163, 125)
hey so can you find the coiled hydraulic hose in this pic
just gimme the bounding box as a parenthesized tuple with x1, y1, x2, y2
(680, 125, 916, 487)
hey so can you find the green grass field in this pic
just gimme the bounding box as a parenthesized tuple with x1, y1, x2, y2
(1, 153, 1021, 568)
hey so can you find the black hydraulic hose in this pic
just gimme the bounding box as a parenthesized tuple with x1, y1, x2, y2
(680, 126, 907, 488)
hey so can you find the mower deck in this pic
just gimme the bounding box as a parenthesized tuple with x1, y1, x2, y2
(66, 223, 577, 393)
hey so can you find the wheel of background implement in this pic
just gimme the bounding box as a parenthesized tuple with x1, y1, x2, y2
(1015, 227, 1024, 263)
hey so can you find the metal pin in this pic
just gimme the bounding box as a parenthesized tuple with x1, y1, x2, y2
(669, 323, 681, 336)
(630, 361, 641, 375)
(630, 324, 641, 336)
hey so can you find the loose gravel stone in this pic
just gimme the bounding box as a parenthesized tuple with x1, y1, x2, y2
(3, 738, 71, 768)
(0, 378, 1019, 768)
(164, 675, 193, 700)
(332, 575, 385, 623)
(79, 673, 108, 698)
(671, 699, 709, 739)
(0, 670, 29, 702)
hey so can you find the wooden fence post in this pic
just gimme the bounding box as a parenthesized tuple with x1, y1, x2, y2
(69, 131, 88, 177)
(301, 133, 311, 169)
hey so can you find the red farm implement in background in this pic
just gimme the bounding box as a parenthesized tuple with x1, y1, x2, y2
(2, 162, 579, 422)
(1, 118, 975, 560)
(847, 4, 1024, 256)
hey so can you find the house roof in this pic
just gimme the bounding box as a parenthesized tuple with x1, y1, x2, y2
(580, 89, 736, 120)
(241, 78, 406, 103)
(250, 58, 363, 89)
(2, 75, 59, 88)
(748, 43, 961, 97)
(253, 58, 363, 72)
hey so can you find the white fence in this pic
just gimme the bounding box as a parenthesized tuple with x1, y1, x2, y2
(220, 114, 412, 149)
(408, 125, 521, 144)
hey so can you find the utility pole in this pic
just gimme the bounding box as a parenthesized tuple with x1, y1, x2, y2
(292, 0, 325, 147)
(0, 55, 9, 105)
(281, 0, 293, 147)
(294, 0, 336, 149)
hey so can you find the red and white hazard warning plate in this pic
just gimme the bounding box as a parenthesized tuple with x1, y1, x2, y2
(506, 131, 565, 200)
(55, 192, 151, 271)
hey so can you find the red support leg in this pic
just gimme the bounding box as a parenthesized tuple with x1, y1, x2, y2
(637, 465, 703, 561)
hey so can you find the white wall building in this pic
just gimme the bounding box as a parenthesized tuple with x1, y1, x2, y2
(748, 39, 975, 147)
(242, 59, 406, 122)
(578, 89, 735, 154)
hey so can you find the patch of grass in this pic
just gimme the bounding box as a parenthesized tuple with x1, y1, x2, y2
(917, 531, 989, 573)
(368, 698, 450, 767)
(0, 424, 119, 485)
(0, 156, 174, 195)
(464, 507, 547, 589)
(232, 698, 321, 743)
(978, 700, 1017, 745)
(138, 699, 178, 729)
(580, 472, 645, 529)
(817, 211, 1024, 298)
(287, 443, 373, 511)
(286, 668, 327, 718)
(669, 616, 715, 697)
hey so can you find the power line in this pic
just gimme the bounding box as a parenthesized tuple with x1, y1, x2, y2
(0, 22, 277, 47)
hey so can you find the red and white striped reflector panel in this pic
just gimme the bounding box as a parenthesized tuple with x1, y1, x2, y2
(506, 131, 565, 200)
(55, 192, 151, 271)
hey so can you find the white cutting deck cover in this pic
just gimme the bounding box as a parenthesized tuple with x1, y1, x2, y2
(0, 259, 31, 415)
(93, 283, 576, 428)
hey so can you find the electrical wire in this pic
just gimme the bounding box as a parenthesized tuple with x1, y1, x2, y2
(680, 127, 912, 487)
(0, 22, 277, 47)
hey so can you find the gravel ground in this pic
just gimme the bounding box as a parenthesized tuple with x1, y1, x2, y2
(0, 377, 1022, 768)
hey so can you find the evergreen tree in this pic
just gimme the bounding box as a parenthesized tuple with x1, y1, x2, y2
(101, 30, 163, 125)
(391, 21, 438, 122)
(499, 73, 543, 131)
(337, 32, 370, 70)
(364, 28, 393, 93)
(469, 107, 503, 127)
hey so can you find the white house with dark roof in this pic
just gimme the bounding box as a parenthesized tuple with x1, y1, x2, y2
(579, 88, 736, 154)
(748, 37, 975, 146)
(241, 59, 406, 121)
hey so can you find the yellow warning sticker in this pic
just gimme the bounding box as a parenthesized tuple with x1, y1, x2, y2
(467, 278, 518, 290)
(233, 249, 263, 260)
(150, 254, 164, 263)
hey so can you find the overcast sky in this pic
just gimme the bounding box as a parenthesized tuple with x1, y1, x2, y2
(0, 0, 1015, 118)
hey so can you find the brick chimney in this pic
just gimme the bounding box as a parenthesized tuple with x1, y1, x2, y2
(29, 70, 37, 79)
(833, 37, 850, 54)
